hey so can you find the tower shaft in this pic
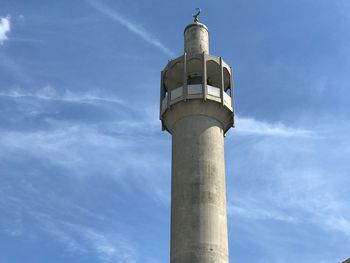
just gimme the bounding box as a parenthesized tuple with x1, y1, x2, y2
(171, 115, 228, 262)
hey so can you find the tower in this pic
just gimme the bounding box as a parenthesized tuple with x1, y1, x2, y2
(160, 11, 234, 263)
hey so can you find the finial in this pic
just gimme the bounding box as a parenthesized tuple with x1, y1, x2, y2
(193, 8, 201, 23)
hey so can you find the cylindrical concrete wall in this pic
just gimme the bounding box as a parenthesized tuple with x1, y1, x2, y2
(170, 115, 229, 263)
(184, 23, 209, 55)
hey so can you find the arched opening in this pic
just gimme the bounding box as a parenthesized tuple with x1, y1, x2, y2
(187, 58, 202, 85)
(164, 61, 183, 91)
(223, 67, 231, 95)
(206, 60, 221, 88)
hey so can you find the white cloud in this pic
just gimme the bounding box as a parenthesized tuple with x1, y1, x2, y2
(233, 116, 314, 137)
(0, 16, 10, 44)
(87, 0, 175, 57)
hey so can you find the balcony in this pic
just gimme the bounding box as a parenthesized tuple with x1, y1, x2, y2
(161, 84, 233, 115)
(160, 53, 235, 132)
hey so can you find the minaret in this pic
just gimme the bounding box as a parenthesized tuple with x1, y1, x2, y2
(160, 10, 234, 263)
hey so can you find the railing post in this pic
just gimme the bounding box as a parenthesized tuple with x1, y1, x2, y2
(230, 66, 235, 127)
(183, 53, 187, 101)
(167, 87, 171, 109)
(160, 70, 166, 130)
(220, 57, 224, 106)
(202, 52, 207, 101)
(159, 70, 165, 119)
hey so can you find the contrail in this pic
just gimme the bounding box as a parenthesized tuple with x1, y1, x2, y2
(87, 0, 175, 57)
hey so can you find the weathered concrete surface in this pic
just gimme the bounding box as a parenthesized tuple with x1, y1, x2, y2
(184, 22, 209, 55)
(170, 115, 229, 263)
(163, 100, 233, 134)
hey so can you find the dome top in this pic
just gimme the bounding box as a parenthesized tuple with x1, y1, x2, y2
(184, 22, 208, 35)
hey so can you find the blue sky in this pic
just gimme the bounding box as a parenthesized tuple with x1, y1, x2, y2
(0, 0, 350, 262)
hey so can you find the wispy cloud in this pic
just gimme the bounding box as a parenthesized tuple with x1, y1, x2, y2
(282, 170, 350, 236)
(0, 16, 10, 44)
(0, 121, 169, 202)
(33, 214, 137, 263)
(228, 202, 296, 222)
(87, 0, 175, 57)
(0, 85, 125, 106)
(228, 124, 350, 239)
(0, 85, 169, 204)
(233, 116, 314, 137)
(0, 53, 33, 83)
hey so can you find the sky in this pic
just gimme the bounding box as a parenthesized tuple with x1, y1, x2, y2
(0, 0, 350, 262)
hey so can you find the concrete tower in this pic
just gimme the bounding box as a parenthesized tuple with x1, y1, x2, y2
(160, 10, 234, 263)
